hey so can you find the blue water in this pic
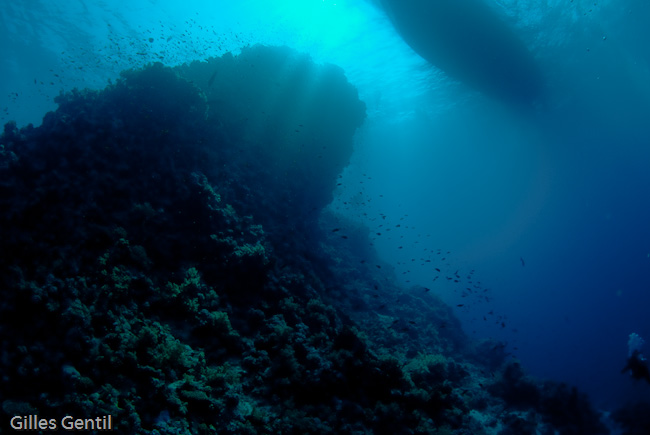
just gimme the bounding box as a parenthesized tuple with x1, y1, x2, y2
(2, 0, 650, 412)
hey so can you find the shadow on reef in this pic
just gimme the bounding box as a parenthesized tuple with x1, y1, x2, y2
(1, 44, 609, 433)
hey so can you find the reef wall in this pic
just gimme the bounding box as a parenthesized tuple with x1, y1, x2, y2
(176, 45, 366, 249)
(0, 45, 608, 434)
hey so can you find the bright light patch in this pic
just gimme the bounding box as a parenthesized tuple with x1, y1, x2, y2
(270, 0, 365, 56)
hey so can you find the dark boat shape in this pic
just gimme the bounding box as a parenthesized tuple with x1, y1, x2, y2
(380, 0, 543, 105)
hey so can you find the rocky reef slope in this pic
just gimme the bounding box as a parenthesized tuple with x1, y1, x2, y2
(0, 45, 609, 434)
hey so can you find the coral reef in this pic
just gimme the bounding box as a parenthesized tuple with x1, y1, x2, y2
(0, 45, 608, 433)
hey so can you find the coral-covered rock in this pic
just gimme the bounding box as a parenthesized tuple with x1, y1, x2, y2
(0, 46, 608, 434)
(176, 45, 366, 248)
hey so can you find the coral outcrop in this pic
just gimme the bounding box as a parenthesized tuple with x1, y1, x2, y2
(0, 45, 608, 434)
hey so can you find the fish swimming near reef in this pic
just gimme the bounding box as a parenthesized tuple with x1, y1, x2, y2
(207, 70, 218, 88)
(379, 0, 543, 105)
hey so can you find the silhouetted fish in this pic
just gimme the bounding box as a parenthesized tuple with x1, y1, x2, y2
(207, 70, 218, 88)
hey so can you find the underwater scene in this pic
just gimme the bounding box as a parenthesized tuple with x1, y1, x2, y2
(1, 0, 650, 433)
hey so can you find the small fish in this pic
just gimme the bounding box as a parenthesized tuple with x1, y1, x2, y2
(520, 256, 525, 267)
(207, 70, 218, 87)
(331, 228, 340, 232)
(457, 304, 464, 307)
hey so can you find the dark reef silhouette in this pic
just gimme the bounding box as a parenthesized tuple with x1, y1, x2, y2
(0, 45, 610, 433)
